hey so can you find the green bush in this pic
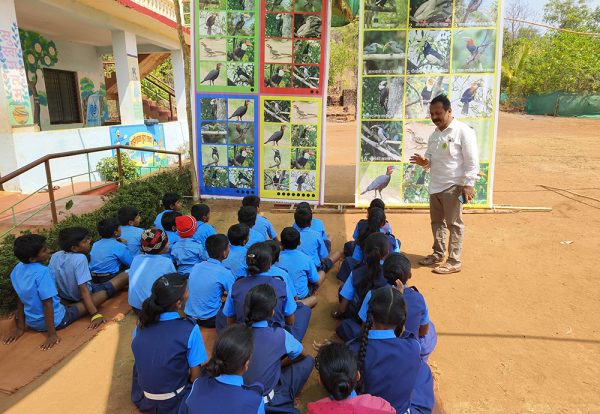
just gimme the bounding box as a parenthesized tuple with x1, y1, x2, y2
(96, 153, 139, 182)
(0, 167, 192, 316)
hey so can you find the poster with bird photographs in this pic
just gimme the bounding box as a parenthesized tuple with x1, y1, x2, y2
(356, 0, 503, 207)
(260, 96, 322, 201)
(196, 93, 259, 197)
(260, 0, 329, 95)
(195, 0, 259, 93)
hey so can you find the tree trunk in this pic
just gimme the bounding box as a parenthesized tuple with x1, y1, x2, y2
(173, 0, 200, 201)
(28, 79, 41, 130)
(386, 77, 404, 119)
(216, 100, 227, 119)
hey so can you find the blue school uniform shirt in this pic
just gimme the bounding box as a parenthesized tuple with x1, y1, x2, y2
(351, 234, 400, 262)
(352, 220, 393, 240)
(293, 217, 327, 244)
(171, 238, 206, 274)
(128, 254, 177, 309)
(185, 258, 235, 319)
(120, 225, 144, 257)
(89, 238, 133, 274)
(253, 215, 277, 240)
(192, 221, 216, 247)
(278, 249, 320, 299)
(49, 251, 92, 302)
(222, 244, 248, 278)
(264, 264, 297, 297)
(185, 374, 265, 414)
(163, 230, 180, 259)
(10, 263, 66, 331)
(296, 227, 328, 268)
(246, 227, 266, 248)
(153, 209, 172, 230)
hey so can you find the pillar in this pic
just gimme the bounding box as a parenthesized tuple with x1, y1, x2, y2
(171, 48, 187, 124)
(111, 30, 144, 125)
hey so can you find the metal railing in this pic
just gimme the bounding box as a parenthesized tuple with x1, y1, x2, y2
(0, 145, 183, 232)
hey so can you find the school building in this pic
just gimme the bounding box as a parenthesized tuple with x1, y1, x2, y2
(0, 0, 190, 194)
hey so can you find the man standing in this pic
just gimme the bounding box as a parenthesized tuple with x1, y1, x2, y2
(409, 95, 479, 274)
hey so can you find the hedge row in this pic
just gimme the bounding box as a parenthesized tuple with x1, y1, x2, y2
(0, 167, 192, 316)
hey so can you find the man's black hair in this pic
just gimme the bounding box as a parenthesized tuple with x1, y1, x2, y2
(13, 234, 46, 263)
(294, 207, 312, 229)
(205, 234, 229, 259)
(238, 206, 258, 227)
(281, 227, 300, 250)
(228, 223, 250, 246)
(98, 217, 121, 238)
(430, 94, 451, 111)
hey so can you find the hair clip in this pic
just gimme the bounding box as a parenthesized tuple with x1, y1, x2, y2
(247, 253, 256, 258)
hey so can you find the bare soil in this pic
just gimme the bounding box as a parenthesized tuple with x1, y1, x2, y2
(1, 112, 599, 413)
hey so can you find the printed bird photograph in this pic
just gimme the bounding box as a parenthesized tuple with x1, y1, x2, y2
(199, 62, 226, 86)
(404, 76, 449, 119)
(472, 162, 489, 204)
(361, 77, 404, 119)
(264, 169, 289, 191)
(295, 0, 322, 12)
(407, 29, 451, 74)
(227, 0, 255, 11)
(228, 168, 255, 189)
(362, 31, 406, 75)
(198, 38, 227, 61)
(291, 124, 317, 147)
(402, 164, 430, 204)
(264, 65, 292, 88)
(294, 40, 321, 64)
(291, 101, 319, 123)
(200, 122, 227, 144)
(227, 99, 254, 121)
(203, 166, 228, 188)
(455, 0, 498, 27)
(228, 146, 254, 167)
(462, 119, 493, 161)
(358, 163, 401, 203)
(290, 148, 317, 170)
(227, 12, 254, 36)
(294, 15, 322, 39)
(293, 65, 319, 89)
(451, 74, 494, 118)
(199, 0, 227, 10)
(265, 40, 294, 63)
(226, 62, 254, 86)
(267, 0, 292, 12)
(198, 11, 226, 36)
(227, 38, 254, 63)
(263, 123, 290, 146)
(200, 98, 227, 121)
(265, 13, 293, 38)
(409, 0, 453, 28)
(227, 122, 254, 145)
(202, 144, 227, 167)
(402, 120, 436, 161)
(360, 121, 403, 162)
(364, 0, 408, 29)
(291, 170, 316, 192)
(452, 29, 496, 73)
(263, 146, 289, 169)
(264, 100, 291, 122)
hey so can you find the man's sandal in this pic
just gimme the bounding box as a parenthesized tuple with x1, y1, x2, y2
(432, 263, 462, 274)
(418, 255, 444, 266)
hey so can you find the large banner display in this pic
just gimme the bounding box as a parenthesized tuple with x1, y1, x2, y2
(110, 124, 168, 175)
(194, 0, 329, 202)
(355, 0, 502, 207)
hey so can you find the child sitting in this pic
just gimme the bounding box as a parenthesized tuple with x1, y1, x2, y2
(154, 192, 182, 230)
(294, 202, 331, 251)
(352, 199, 392, 241)
(161, 211, 182, 258)
(278, 227, 323, 308)
(222, 223, 250, 278)
(242, 195, 277, 241)
(294, 207, 341, 274)
(50, 227, 127, 325)
(238, 206, 266, 248)
(307, 342, 395, 413)
(185, 234, 235, 328)
(190, 203, 215, 247)
(171, 216, 206, 275)
(118, 206, 144, 257)
(3, 235, 114, 350)
(128, 228, 176, 313)
(89, 217, 133, 283)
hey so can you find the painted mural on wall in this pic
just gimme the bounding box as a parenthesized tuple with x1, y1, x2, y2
(0, 21, 33, 126)
(80, 77, 108, 124)
(110, 124, 169, 175)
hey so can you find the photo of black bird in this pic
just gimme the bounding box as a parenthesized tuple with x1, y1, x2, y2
(291, 149, 315, 169)
(296, 172, 309, 191)
(421, 78, 435, 104)
(271, 170, 286, 189)
(236, 66, 252, 83)
(208, 146, 219, 166)
(266, 67, 288, 87)
(270, 0, 283, 10)
(460, 80, 483, 115)
(270, 149, 281, 168)
(378, 80, 389, 113)
(360, 165, 395, 198)
(302, 42, 311, 55)
(416, 169, 427, 185)
(423, 40, 444, 65)
(233, 148, 250, 166)
(232, 14, 249, 36)
(275, 14, 284, 35)
(264, 125, 286, 145)
(233, 40, 251, 61)
(201, 63, 222, 85)
(235, 123, 251, 141)
(237, 171, 253, 185)
(462, 0, 483, 23)
(229, 100, 250, 121)
(370, 125, 389, 146)
(206, 13, 218, 35)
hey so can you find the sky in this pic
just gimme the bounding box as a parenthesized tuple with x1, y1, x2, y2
(526, 0, 600, 22)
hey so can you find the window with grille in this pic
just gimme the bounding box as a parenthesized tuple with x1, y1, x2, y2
(43, 69, 82, 124)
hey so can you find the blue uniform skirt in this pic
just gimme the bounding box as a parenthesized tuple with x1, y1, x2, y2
(131, 364, 191, 414)
(265, 355, 314, 414)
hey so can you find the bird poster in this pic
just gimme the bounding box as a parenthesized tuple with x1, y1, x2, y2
(356, 0, 503, 207)
(260, 96, 322, 200)
(197, 93, 259, 197)
(260, 0, 328, 95)
(196, 0, 259, 92)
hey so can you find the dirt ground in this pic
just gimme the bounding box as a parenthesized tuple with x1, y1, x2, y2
(1, 112, 599, 413)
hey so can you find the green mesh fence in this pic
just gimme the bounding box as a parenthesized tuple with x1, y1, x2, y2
(525, 92, 600, 118)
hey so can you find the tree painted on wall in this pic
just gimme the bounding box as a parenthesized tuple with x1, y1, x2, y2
(19, 30, 58, 129)
(80, 77, 108, 122)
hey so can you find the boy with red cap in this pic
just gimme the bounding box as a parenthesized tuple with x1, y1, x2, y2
(171, 215, 206, 275)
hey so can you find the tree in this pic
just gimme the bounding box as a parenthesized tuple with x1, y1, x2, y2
(543, 0, 600, 32)
(19, 30, 58, 129)
(328, 21, 358, 91)
(505, 0, 534, 42)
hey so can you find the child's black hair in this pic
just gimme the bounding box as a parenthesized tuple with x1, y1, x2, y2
(13, 234, 46, 263)
(161, 211, 182, 232)
(58, 227, 90, 252)
(203, 324, 254, 378)
(242, 195, 260, 208)
(383, 253, 411, 285)
(138, 273, 187, 328)
(238, 205, 258, 227)
(295, 202, 311, 211)
(117, 206, 139, 226)
(244, 284, 277, 326)
(369, 198, 385, 210)
(264, 239, 281, 263)
(227, 223, 250, 246)
(356, 207, 386, 249)
(246, 242, 272, 275)
(294, 207, 312, 229)
(357, 287, 407, 391)
(280, 227, 300, 250)
(356, 232, 389, 311)
(191, 203, 210, 221)
(97, 217, 121, 239)
(205, 234, 229, 260)
(316, 342, 358, 401)
(162, 192, 181, 210)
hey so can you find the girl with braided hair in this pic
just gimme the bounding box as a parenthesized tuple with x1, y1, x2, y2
(131, 273, 208, 414)
(243, 284, 314, 413)
(183, 325, 265, 413)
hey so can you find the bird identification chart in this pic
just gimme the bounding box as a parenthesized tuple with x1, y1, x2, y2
(196, 0, 259, 93)
(355, 0, 502, 207)
(259, 96, 322, 200)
